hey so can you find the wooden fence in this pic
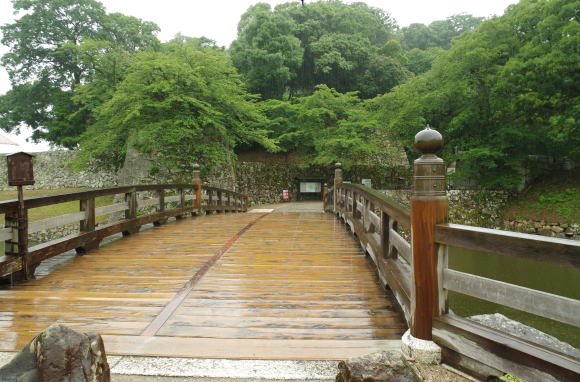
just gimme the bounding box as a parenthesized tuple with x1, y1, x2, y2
(0, 182, 247, 280)
(324, 128, 580, 382)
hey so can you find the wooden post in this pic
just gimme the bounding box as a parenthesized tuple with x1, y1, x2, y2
(380, 211, 390, 260)
(77, 197, 99, 253)
(217, 191, 223, 213)
(16, 185, 32, 279)
(333, 162, 342, 213)
(192, 163, 202, 214)
(176, 187, 185, 219)
(410, 126, 448, 341)
(123, 188, 139, 235)
(243, 193, 249, 212)
(154, 189, 166, 227)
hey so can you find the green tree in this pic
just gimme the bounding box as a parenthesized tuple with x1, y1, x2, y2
(0, 0, 160, 147)
(258, 85, 401, 167)
(378, 0, 579, 189)
(400, 13, 484, 50)
(75, 43, 277, 179)
(230, 0, 400, 99)
(230, 3, 303, 99)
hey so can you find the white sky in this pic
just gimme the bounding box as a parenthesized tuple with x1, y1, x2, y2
(0, 0, 518, 151)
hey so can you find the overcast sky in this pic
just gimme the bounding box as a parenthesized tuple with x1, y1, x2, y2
(0, 0, 518, 151)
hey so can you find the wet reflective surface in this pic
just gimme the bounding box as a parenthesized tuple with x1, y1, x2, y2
(0, 210, 405, 359)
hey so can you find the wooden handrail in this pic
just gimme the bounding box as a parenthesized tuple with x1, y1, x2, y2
(326, 127, 580, 381)
(436, 223, 580, 268)
(0, 182, 248, 280)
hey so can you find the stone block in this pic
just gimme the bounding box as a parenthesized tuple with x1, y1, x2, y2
(335, 351, 420, 382)
(0, 324, 110, 382)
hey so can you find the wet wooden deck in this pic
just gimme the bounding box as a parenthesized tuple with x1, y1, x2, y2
(0, 208, 406, 359)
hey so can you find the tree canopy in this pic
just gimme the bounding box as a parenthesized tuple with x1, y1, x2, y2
(376, 0, 579, 188)
(0, 0, 160, 147)
(0, 0, 576, 188)
(75, 40, 276, 179)
(230, 0, 406, 99)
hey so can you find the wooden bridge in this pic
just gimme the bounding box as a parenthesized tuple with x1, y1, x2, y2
(0, 129, 578, 381)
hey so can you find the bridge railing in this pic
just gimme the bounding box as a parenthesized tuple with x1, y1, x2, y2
(324, 183, 413, 323)
(323, 128, 580, 382)
(0, 182, 247, 280)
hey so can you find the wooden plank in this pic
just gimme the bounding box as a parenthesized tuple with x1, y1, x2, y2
(380, 257, 411, 324)
(137, 198, 159, 208)
(0, 184, 199, 212)
(0, 210, 406, 359)
(164, 195, 181, 204)
(433, 315, 580, 382)
(390, 228, 411, 264)
(436, 223, 580, 268)
(102, 335, 401, 360)
(141, 213, 268, 336)
(443, 269, 580, 327)
(95, 203, 128, 216)
(28, 211, 87, 234)
(337, 184, 410, 229)
(0, 228, 12, 242)
(368, 210, 381, 231)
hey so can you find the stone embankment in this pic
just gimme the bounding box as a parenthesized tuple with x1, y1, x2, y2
(503, 220, 579, 240)
(0, 151, 117, 191)
(382, 189, 580, 240)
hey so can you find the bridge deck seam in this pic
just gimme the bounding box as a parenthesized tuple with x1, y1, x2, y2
(140, 213, 269, 336)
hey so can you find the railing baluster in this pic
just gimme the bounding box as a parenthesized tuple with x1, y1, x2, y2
(76, 197, 98, 253)
(380, 211, 390, 259)
(124, 188, 139, 235)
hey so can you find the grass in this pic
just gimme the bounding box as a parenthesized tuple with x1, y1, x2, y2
(0, 188, 115, 223)
(503, 171, 580, 223)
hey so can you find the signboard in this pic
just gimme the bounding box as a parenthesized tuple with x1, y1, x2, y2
(7, 152, 35, 186)
(299, 182, 321, 193)
(282, 189, 289, 200)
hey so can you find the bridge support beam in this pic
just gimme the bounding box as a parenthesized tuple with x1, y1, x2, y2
(405, 126, 447, 363)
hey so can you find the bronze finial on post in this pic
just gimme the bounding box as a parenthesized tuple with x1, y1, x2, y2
(192, 164, 202, 214)
(409, 126, 448, 341)
(333, 163, 343, 213)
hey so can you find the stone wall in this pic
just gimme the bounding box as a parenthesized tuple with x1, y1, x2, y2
(0, 151, 117, 190)
(207, 162, 411, 206)
(503, 219, 580, 240)
(381, 189, 509, 229)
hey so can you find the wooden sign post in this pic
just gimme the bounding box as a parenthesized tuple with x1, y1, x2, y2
(6, 152, 35, 280)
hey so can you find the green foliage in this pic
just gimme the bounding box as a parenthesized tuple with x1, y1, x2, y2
(257, 85, 401, 168)
(230, 0, 403, 99)
(75, 42, 277, 180)
(377, 0, 580, 189)
(0, 0, 160, 147)
(400, 13, 484, 50)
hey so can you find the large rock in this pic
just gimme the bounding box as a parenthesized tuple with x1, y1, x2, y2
(470, 313, 580, 359)
(0, 324, 110, 382)
(335, 351, 420, 382)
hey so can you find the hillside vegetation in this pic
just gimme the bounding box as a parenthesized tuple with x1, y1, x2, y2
(0, 0, 577, 190)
